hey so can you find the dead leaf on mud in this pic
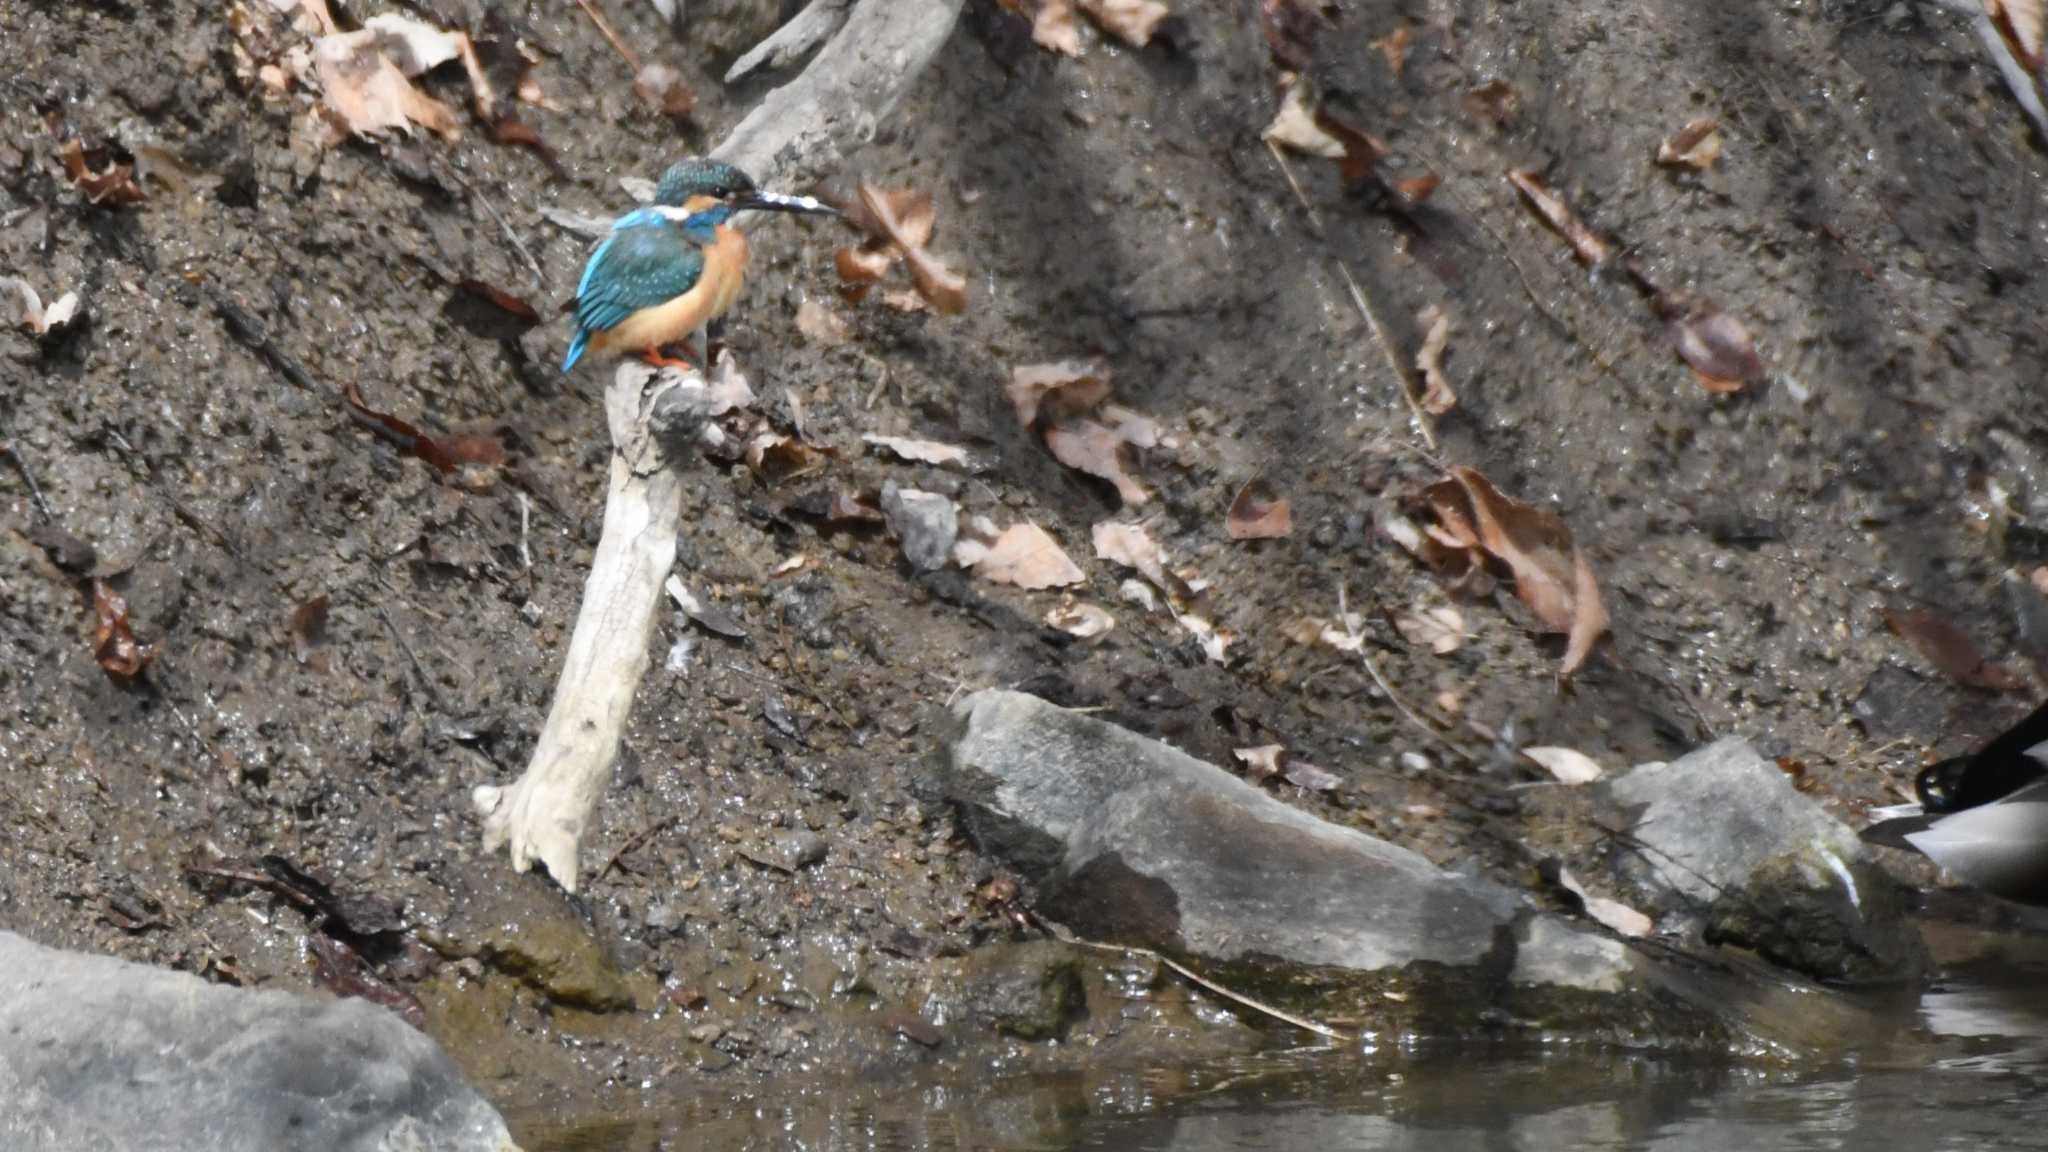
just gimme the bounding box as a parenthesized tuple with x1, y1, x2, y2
(1522, 745, 1604, 784)
(308, 930, 427, 1029)
(56, 137, 146, 206)
(1554, 866, 1653, 938)
(1264, 75, 1386, 188)
(1077, 0, 1170, 46)
(1092, 520, 1173, 591)
(1257, 0, 1328, 70)
(1235, 744, 1286, 780)
(1045, 598, 1116, 639)
(342, 381, 505, 480)
(1178, 613, 1232, 664)
(746, 431, 828, 480)
(1507, 168, 1614, 267)
(1391, 602, 1465, 654)
(1007, 361, 1113, 429)
(1414, 305, 1456, 415)
(1883, 607, 2028, 692)
(1656, 117, 1723, 171)
(289, 593, 331, 670)
(1663, 296, 1763, 393)
(1371, 23, 1412, 76)
(863, 434, 972, 469)
(2, 278, 81, 336)
(1226, 480, 1292, 539)
(1045, 419, 1149, 505)
(1990, 0, 2045, 70)
(91, 580, 153, 682)
(1463, 79, 1519, 125)
(796, 299, 851, 345)
(971, 523, 1085, 589)
(456, 279, 540, 324)
(1392, 171, 1441, 208)
(1032, 0, 1084, 55)
(1283, 759, 1341, 791)
(633, 61, 696, 120)
(1418, 467, 1607, 677)
(297, 17, 467, 139)
(850, 182, 967, 315)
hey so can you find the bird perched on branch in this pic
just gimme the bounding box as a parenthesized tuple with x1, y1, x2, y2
(562, 158, 836, 373)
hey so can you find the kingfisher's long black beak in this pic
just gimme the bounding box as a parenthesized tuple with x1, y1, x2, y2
(732, 191, 838, 217)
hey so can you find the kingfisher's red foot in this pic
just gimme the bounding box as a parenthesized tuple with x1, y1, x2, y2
(638, 347, 697, 371)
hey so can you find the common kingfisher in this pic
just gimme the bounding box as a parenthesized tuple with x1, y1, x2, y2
(562, 158, 836, 373)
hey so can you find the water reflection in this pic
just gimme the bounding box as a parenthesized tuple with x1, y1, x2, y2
(512, 969, 2048, 1152)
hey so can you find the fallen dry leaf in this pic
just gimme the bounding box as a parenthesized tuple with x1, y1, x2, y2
(1007, 361, 1113, 429)
(56, 137, 146, 206)
(1420, 467, 1607, 677)
(1664, 296, 1763, 393)
(745, 431, 827, 480)
(92, 580, 153, 682)
(1033, 0, 1084, 55)
(770, 554, 809, 576)
(1556, 867, 1653, 938)
(289, 593, 331, 670)
(1226, 480, 1292, 540)
(1392, 603, 1465, 655)
(342, 382, 504, 478)
(1656, 117, 1723, 171)
(1507, 168, 1614, 267)
(1045, 419, 1148, 505)
(1264, 75, 1385, 188)
(2, 278, 81, 336)
(1257, 0, 1327, 70)
(1235, 744, 1286, 780)
(299, 21, 463, 139)
(1883, 607, 2028, 692)
(633, 61, 695, 121)
(456, 279, 540, 324)
(1414, 305, 1456, 416)
(1522, 745, 1604, 785)
(863, 434, 972, 468)
(856, 182, 967, 315)
(972, 523, 1085, 589)
(1045, 599, 1116, 639)
(1283, 760, 1341, 791)
(1092, 521, 1172, 590)
(1463, 79, 1519, 125)
(787, 488, 886, 527)
(795, 299, 850, 345)
(1077, 0, 1170, 46)
(1179, 613, 1231, 663)
(1991, 0, 2045, 70)
(1392, 171, 1441, 207)
(1371, 23, 1411, 76)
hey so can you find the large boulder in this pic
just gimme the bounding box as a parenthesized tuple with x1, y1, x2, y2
(1608, 738, 1926, 984)
(0, 932, 518, 1152)
(933, 690, 1723, 1041)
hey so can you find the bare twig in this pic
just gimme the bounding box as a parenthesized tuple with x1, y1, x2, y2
(724, 0, 854, 83)
(516, 492, 533, 571)
(437, 163, 546, 292)
(1266, 141, 1437, 451)
(1337, 582, 1463, 759)
(593, 813, 683, 885)
(1045, 921, 1352, 1042)
(574, 0, 642, 71)
(208, 285, 319, 393)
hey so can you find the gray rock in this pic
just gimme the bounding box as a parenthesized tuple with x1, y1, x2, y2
(957, 939, 1085, 1041)
(881, 484, 957, 572)
(1609, 738, 1925, 984)
(934, 690, 1641, 1029)
(0, 931, 516, 1152)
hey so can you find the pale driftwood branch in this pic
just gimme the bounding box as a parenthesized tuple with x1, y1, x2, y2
(472, 362, 734, 891)
(712, 0, 965, 190)
(724, 0, 854, 85)
(475, 0, 963, 892)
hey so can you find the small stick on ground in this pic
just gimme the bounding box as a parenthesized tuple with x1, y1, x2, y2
(1266, 141, 1437, 451)
(593, 812, 682, 885)
(208, 285, 320, 394)
(516, 492, 534, 571)
(1045, 921, 1352, 1042)
(437, 162, 547, 292)
(574, 0, 642, 71)
(0, 439, 53, 521)
(1337, 582, 1465, 760)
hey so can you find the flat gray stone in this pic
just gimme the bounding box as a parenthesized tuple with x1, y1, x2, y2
(0, 932, 517, 1152)
(938, 690, 1620, 983)
(1610, 738, 1925, 983)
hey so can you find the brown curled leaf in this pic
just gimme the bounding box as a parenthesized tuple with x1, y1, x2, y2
(1507, 168, 1613, 267)
(342, 381, 505, 475)
(1883, 607, 2029, 693)
(92, 580, 154, 682)
(1226, 479, 1292, 539)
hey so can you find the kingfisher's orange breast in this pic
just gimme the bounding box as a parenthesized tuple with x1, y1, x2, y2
(588, 224, 752, 358)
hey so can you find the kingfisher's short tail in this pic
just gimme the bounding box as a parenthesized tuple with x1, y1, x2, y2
(562, 328, 589, 373)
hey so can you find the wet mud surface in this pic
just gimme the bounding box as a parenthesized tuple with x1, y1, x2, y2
(5, 0, 2048, 1123)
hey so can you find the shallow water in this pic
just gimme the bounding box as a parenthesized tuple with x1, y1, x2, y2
(511, 969, 2048, 1152)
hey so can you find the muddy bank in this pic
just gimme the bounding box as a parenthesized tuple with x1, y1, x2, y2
(6, 0, 2048, 1128)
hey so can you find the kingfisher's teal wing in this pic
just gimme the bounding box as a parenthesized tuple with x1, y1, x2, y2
(572, 214, 705, 335)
